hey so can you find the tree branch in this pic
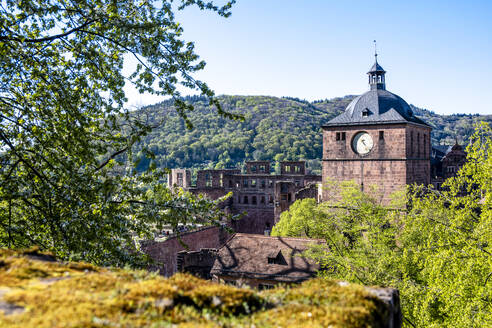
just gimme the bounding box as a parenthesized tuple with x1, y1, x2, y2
(0, 19, 96, 43)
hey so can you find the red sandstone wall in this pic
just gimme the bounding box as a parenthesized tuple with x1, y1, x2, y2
(142, 226, 230, 277)
(322, 123, 431, 204)
(231, 208, 275, 234)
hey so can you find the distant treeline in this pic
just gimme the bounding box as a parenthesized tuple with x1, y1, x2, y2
(132, 95, 492, 174)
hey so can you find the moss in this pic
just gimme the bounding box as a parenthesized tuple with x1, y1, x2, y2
(254, 279, 389, 327)
(0, 249, 391, 327)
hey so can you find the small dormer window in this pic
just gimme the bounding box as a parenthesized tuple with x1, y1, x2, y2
(267, 251, 288, 265)
(362, 108, 371, 117)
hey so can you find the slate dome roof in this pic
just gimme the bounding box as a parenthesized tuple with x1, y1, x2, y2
(323, 58, 430, 127)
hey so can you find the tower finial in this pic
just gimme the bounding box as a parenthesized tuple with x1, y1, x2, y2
(373, 40, 378, 62)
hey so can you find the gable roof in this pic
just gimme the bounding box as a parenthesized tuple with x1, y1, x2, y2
(210, 234, 325, 283)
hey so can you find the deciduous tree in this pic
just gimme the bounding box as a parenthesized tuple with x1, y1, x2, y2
(272, 123, 491, 327)
(0, 0, 236, 265)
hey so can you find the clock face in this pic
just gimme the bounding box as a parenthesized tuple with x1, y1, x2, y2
(352, 132, 374, 155)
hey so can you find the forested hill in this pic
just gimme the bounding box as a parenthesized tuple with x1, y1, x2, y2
(135, 95, 491, 173)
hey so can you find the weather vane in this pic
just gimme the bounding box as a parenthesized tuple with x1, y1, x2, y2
(373, 40, 378, 60)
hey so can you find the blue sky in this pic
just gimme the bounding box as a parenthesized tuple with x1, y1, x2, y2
(125, 0, 492, 115)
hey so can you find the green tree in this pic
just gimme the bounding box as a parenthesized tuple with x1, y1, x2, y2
(0, 0, 236, 265)
(272, 123, 492, 327)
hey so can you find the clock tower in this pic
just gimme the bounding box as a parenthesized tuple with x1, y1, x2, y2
(321, 55, 431, 203)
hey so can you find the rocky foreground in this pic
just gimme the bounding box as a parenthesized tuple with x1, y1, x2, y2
(0, 248, 399, 327)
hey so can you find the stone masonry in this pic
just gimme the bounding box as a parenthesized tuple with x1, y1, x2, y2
(167, 161, 321, 235)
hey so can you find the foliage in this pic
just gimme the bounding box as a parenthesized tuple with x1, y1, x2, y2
(0, 248, 392, 328)
(0, 0, 236, 265)
(135, 95, 492, 174)
(271, 123, 492, 327)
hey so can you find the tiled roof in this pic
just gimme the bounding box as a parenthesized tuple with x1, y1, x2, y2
(323, 89, 430, 127)
(210, 234, 325, 283)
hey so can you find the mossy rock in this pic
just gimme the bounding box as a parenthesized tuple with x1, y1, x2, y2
(0, 248, 394, 327)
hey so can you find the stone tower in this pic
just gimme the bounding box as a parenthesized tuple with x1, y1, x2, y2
(321, 55, 431, 203)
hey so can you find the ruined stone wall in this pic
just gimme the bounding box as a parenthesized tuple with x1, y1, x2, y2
(171, 164, 321, 235)
(142, 226, 230, 277)
(177, 248, 218, 280)
(280, 161, 306, 175)
(196, 169, 241, 188)
(230, 207, 275, 234)
(167, 169, 192, 188)
(295, 183, 319, 201)
(245, 161, 270, 174)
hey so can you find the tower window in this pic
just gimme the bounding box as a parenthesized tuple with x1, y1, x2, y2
(411, 131, 414, 155)
(379, 131, 384, 140)
(336, 132, 340, 141)
(341, 132, 346, 140)
(424, 134, 427, 156)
